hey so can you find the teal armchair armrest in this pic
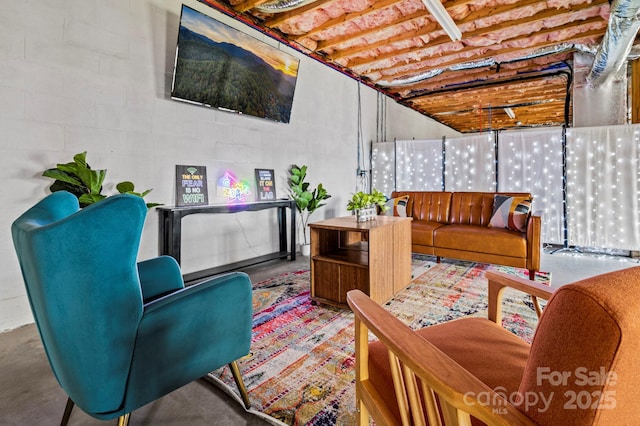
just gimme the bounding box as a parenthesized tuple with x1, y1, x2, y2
(137, 256, 184, 302)
(122, 271, 253, 413)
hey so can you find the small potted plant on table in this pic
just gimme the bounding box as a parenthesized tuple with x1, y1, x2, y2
(347, 189, 388, 222)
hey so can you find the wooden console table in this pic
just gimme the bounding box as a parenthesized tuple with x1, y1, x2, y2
(158, 200, 296, 284)
(309, 215, 411, 307)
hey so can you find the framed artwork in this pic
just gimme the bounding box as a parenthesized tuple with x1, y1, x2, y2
(255, 169, 276, 201)
(176, 165, 208, 206)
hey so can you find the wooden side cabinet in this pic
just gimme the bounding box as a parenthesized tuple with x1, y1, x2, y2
(309, 215, 412, 307)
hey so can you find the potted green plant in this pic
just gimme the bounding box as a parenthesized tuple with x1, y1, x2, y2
(347, 188, 388, 222)
(42, 151, 161, 208)
(287, 164, 331, 256)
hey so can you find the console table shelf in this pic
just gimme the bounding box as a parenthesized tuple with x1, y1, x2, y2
(309, 216, 411, 307)
(158, 200, 296, 285)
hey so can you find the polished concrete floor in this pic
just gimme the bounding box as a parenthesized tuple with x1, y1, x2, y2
(1, 250, 637, 426)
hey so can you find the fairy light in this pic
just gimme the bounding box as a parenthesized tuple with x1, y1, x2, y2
(371, 142, 395, 197)
(498, 128, 564, 245)
(396, 139, 443, 191)
(566, 125, 640, 251)
(445, 134, 496, 191)
(370, 126, 640, 252)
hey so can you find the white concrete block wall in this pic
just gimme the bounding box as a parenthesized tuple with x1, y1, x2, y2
(0, 0, 456, 331)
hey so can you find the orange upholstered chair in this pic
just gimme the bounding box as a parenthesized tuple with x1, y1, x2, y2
(347, 266, 640, 425)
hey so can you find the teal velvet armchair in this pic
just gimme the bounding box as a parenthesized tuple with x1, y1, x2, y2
(11, 191, 253, 425)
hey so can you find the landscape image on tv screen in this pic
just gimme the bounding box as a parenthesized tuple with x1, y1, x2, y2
(171, 5, 300, 123)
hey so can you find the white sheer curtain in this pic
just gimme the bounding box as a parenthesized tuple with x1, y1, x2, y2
(395, 139, 443, 191)
(371, 141, 395, 197)
(566, 125, 640, 251)
(444, 133, 496, 191)
(370, 125, 640, 251)
(498, 128, 564, 245)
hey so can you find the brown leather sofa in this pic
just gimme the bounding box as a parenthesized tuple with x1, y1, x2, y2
(391, 191, 541, 278)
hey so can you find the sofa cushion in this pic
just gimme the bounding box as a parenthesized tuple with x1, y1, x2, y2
(383, 195, 410, 217)
(392, 191, 452, 223)
(489, 195, 532, 233)
(449, 192, 495, 226)
(449, 192, 532, 227)
(435, 224, 527, 257)
(412, 221, 446, 246)
(368, 317, 530, 425)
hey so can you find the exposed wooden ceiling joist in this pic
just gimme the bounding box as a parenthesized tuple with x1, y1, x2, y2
(199, 0, 629, 133)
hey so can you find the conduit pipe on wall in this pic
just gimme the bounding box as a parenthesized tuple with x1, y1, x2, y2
(587, 0, 640, 86)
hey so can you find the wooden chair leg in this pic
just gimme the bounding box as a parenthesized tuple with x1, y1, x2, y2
(117, 413, 131, 426)
(60, 398, 74, 426)
(229, 361, 251, 409)
(356, 395, 369, 426)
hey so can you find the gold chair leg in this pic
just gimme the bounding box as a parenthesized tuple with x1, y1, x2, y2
(117, 413, 131, 426)
(229, 361, 251, 409)
(60, 398, 74, 426)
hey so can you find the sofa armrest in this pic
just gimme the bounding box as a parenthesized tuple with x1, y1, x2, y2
(525, 210, 543, 275)
(486, 270, 554, 325)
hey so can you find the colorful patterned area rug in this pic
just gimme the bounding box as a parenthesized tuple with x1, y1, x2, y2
(207, 256, 550, 425)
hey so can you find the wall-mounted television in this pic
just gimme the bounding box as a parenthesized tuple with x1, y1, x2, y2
(171, 5, 300, 123)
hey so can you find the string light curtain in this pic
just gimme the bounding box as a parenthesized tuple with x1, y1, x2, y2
(444, 133, 496, 191)
(566, 125, 640, 251)
(395, 139, 443, 191)
(371, 141, 396, 197)
(498, 128, 564, 245)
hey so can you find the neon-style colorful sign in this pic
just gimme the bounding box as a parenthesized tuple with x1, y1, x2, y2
(218, 171, 250, 202)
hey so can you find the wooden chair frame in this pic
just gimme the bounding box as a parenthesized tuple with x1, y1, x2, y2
(347, 271, 554, 426)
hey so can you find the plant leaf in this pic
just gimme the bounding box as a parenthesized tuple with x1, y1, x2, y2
(78, 193, 106, 207)
(42, 169, 83, 187)
(116, 181, 135, 193)
(73, 152, 88, 168)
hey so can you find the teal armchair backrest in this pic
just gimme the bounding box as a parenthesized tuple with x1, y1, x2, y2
(13, 191, 253, 423)
(11, 191, 147, 414)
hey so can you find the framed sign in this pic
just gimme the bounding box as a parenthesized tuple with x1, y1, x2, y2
(176, 165, 208, 206)
(255, 169, 276, 201)
(218, 171, 250, 203)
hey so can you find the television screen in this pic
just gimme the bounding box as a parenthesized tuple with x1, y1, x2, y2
(171, 5, 300, 123)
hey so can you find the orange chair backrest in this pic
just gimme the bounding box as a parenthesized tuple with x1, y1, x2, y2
(518, 266, 640, 425)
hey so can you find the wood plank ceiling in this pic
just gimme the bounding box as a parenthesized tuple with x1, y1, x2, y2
(198, 0, 619, 133)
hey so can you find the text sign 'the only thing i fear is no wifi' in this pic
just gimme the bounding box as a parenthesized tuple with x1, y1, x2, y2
(176, 165, 209, 207)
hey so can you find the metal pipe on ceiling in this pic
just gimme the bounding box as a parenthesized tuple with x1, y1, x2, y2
(377, 44, 594, 88)
(256, 0, 318, 13)
(404, 67, 572, 100)
(587, 0, 640, 85)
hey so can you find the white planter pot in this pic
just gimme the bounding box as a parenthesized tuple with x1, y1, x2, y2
(300, 243, 311, 257)
(355, 207, 377, 222)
